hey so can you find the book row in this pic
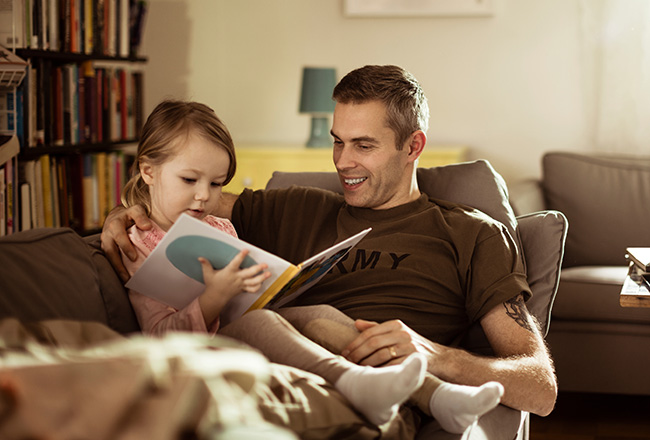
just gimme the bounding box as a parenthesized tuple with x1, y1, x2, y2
(0, 0, 148, 57)
(1, 151, 133, 236)
(5, 61, 144, 150)
(0, 135, 20, 236)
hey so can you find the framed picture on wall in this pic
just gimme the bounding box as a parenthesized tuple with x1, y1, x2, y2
(344, 0, 494, 17)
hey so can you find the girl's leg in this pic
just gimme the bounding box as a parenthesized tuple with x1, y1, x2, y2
(219, 309, 425, 426)
(276, 305, 359, 354)
(278, 305, 505, 434)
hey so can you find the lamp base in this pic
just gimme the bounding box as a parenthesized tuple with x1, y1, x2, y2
(306, 116, 331, 148)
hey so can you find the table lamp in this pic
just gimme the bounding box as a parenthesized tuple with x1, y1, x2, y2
(299, 67, 337, 148)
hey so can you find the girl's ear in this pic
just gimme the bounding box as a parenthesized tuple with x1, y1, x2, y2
(140, 160, 155, 185)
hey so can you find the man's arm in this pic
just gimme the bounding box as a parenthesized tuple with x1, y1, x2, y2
(101, 205, 151, 282)
(341, 294, 557, 416)
(214, 192, 239, 220)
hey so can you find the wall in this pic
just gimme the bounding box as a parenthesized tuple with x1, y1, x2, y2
(141, 0, 593, 182)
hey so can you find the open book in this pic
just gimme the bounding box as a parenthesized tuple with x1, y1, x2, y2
(126, 213, 371, 326)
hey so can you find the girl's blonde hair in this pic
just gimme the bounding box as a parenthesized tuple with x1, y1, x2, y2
(121, 100, 236, 215)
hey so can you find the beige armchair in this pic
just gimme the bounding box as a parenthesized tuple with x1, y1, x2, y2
(266, 159, 568, 440)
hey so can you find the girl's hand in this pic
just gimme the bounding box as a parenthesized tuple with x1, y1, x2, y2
(197, 250, 271, 324)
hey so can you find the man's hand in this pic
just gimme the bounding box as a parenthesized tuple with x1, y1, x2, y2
(341, 318, 437, 367)
(101, 205, 152, 282)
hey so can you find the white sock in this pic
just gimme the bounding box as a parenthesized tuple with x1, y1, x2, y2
(429, 381, 504, 434)
(334, 353, 426, 426)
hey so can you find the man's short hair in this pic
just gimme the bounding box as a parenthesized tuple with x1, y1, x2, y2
(332, 65, 429, 150)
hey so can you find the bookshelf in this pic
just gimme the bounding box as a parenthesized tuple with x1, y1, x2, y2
(2, 0, 149, 236)
(0, 46, 27, 236)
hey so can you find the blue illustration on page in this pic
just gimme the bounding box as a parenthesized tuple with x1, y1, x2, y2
(166, 236, 258, 283)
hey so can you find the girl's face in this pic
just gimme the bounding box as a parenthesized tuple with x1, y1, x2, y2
(140, 133, 231, 231)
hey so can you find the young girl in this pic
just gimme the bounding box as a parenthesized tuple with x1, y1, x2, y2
(121, 99, 503, 433)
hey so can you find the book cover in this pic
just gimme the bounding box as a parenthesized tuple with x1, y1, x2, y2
(626, 247, 650, 273)
(19, 181, 31, 231)
(0, 0, 26, 48)
(20, 159, 38, 229)
(0, 135, 20, 165)
(49, 157, 60, 227)
(52, 66, 64, 146)
(126, 214, 371, 326)
(118, 0, 128, 57)
(18, 160, 34, 230)
(48, 0, 59, 51)
(39, 154, 52, 227)
(56, 158, 69, 227)
(96, 151, 107, 223)
(33, 156, 44, 228)
(62, 64, 72, 144)
(0, 167, 4, 235)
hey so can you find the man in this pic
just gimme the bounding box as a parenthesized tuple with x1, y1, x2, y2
(102, 65, 557, 421)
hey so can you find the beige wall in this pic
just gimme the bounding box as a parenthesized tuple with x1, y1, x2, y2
(140, 0, 592, 182)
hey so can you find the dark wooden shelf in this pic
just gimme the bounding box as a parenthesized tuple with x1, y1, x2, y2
(15, 49, 147, 63)
(19, 139, 138, 160)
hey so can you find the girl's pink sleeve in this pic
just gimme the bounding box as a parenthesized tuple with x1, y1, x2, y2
(123, 225, 220, 336)
(127, 291, 219, 336)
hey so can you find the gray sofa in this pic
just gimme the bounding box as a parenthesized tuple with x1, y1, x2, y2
(0, 159, 568, 439)
(509, 151, 650, 396)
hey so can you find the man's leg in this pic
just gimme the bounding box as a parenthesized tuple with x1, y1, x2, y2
(276, 306, 505, 434)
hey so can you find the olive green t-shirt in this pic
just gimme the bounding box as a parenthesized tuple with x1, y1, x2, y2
(232, 186, 530, 345)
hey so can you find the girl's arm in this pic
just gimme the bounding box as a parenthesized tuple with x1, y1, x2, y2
(197, 250, 271, 325)
(129, 291, 216, 335)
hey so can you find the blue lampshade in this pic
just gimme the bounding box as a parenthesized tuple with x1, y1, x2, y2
(299, 67, 336, 114)
(299, 67, 336, 147)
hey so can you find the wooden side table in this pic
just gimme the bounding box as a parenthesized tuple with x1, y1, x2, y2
(226, 145, 468, 194)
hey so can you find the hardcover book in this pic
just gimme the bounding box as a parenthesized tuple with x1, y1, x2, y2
(626, 247, 650, 273)
(126, 213, 371, 326)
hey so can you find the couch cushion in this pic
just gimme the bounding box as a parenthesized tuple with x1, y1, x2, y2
(516, 211, 568, 336)
(543, 152, 650, 267)
(551, 266, 650, 324)
(0, 228, 139, 334)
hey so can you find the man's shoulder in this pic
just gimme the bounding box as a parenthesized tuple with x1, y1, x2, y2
(424, 194, 507, 232)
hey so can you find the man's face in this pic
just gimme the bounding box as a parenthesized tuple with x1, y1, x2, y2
(331, 100, 416, 210)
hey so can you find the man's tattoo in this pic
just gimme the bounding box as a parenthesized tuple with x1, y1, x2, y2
(504, 296, 534, 332)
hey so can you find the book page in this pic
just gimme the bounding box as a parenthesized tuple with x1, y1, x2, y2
(263, 227, 372, 309)
(126, 214, 294, 311)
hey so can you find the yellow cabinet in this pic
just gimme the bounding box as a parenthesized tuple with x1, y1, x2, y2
(226, 145, 468, 194)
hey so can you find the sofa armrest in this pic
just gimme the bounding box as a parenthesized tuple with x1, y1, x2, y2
(508, 179, 546, 216)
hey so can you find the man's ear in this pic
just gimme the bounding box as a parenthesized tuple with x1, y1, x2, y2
(140, 160, 155, 185)
(406, 130, 426, 163)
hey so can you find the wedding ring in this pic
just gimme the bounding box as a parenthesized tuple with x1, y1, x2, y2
(389, 346, 397, 358)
